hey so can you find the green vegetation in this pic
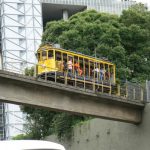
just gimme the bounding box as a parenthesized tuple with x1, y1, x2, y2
(25, 67, 34, 76)
(21, 106, 88, 140)
(12, 134, 32, 140)
(22, 4, 150, 140)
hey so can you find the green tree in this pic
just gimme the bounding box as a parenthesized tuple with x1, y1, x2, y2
(120, 3, 150, 81)
(22, 106, 57, 139)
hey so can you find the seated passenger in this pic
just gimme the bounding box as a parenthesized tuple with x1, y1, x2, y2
(74, 61, 80, 75)
(48, 53, 53, 59)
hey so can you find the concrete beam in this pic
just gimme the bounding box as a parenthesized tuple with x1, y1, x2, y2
(0, 70, 144, 124)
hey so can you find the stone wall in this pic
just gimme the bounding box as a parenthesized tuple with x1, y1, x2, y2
(46, 104, 150, 150)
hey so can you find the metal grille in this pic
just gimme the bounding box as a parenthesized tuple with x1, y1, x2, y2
(126, 82, 144, 102)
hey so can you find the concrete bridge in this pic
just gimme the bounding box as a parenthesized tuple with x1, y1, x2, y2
(0, 70, 144, 124)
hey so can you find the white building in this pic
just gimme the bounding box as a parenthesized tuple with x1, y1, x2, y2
(0, 0, 137, 140)
(0, 0, 42, 139)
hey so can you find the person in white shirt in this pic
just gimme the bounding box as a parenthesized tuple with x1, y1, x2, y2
(67, 58, 73, 75)
(100, 68, 105, 80)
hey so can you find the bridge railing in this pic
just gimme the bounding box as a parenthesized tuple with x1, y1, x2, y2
(34, 65, 145, 104)
(120, 81, 145, 103)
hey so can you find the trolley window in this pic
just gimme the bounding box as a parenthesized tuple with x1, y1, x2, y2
(37, 52, 40, 61)
(42, 51, 47, 60)
(48, 50, 53, 59)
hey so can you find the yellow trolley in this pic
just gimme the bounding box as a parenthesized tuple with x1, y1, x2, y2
(36, 44, 116, 93)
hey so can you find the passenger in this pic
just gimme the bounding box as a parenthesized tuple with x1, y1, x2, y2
(85, 68, 89, 77)
(92, 67, 99, 78)
(100, 68, 105, 80)
(90, 68, 93, 77)
(74, 61, 80, 75)
(105, 71, 109, 80)
(67, 58, 73, 75)
(63, 61, 67, 72)
(48, 52, 53, 59)
(79, 67, 83, 76)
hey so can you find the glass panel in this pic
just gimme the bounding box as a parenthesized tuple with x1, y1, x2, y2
(48, 50, 53, 59)
(37, 53, 40, 61)
(56, 51, 61, 61)
(42, 51, 47, 60)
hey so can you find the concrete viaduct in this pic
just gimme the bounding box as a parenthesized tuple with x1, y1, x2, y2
(0, 70, 144, 124)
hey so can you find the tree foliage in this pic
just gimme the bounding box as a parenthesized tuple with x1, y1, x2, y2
(23, 4, 150, 140)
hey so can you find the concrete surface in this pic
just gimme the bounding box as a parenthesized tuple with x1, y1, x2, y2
(0, 70, 144, 123)
(46, 103, 150, 150)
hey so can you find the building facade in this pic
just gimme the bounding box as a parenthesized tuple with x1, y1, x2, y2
(0, 0, 137, 140)
(41, 0, 136, 16)
(0, 0, 42, 139)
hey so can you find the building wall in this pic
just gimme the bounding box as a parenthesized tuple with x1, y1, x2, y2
(0, 0, 43, 73)
(47, 104, 150, 150)
(0, 0, 42, 140)
(41, 0, 136, 15)
(4, 104, 26, 139)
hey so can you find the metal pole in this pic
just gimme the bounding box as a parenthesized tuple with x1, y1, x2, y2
(65, 72, 67, 85)
(75, 74, 77, 88)
(109, 82, 111, 95)
(133, 88, 135, 100)
(126, 81, 128, 98)
(102, 81, 104, 93)
(146, 80, 150, 102)
(0, 51, 3, 70)
(140, 88, 144, 102)
(34, 65, 37, 77)
(84, 76, 85, 90)
(117, 84, 120, 96)
(45, 72, 47, 81)
(55, 71, 57, 83)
